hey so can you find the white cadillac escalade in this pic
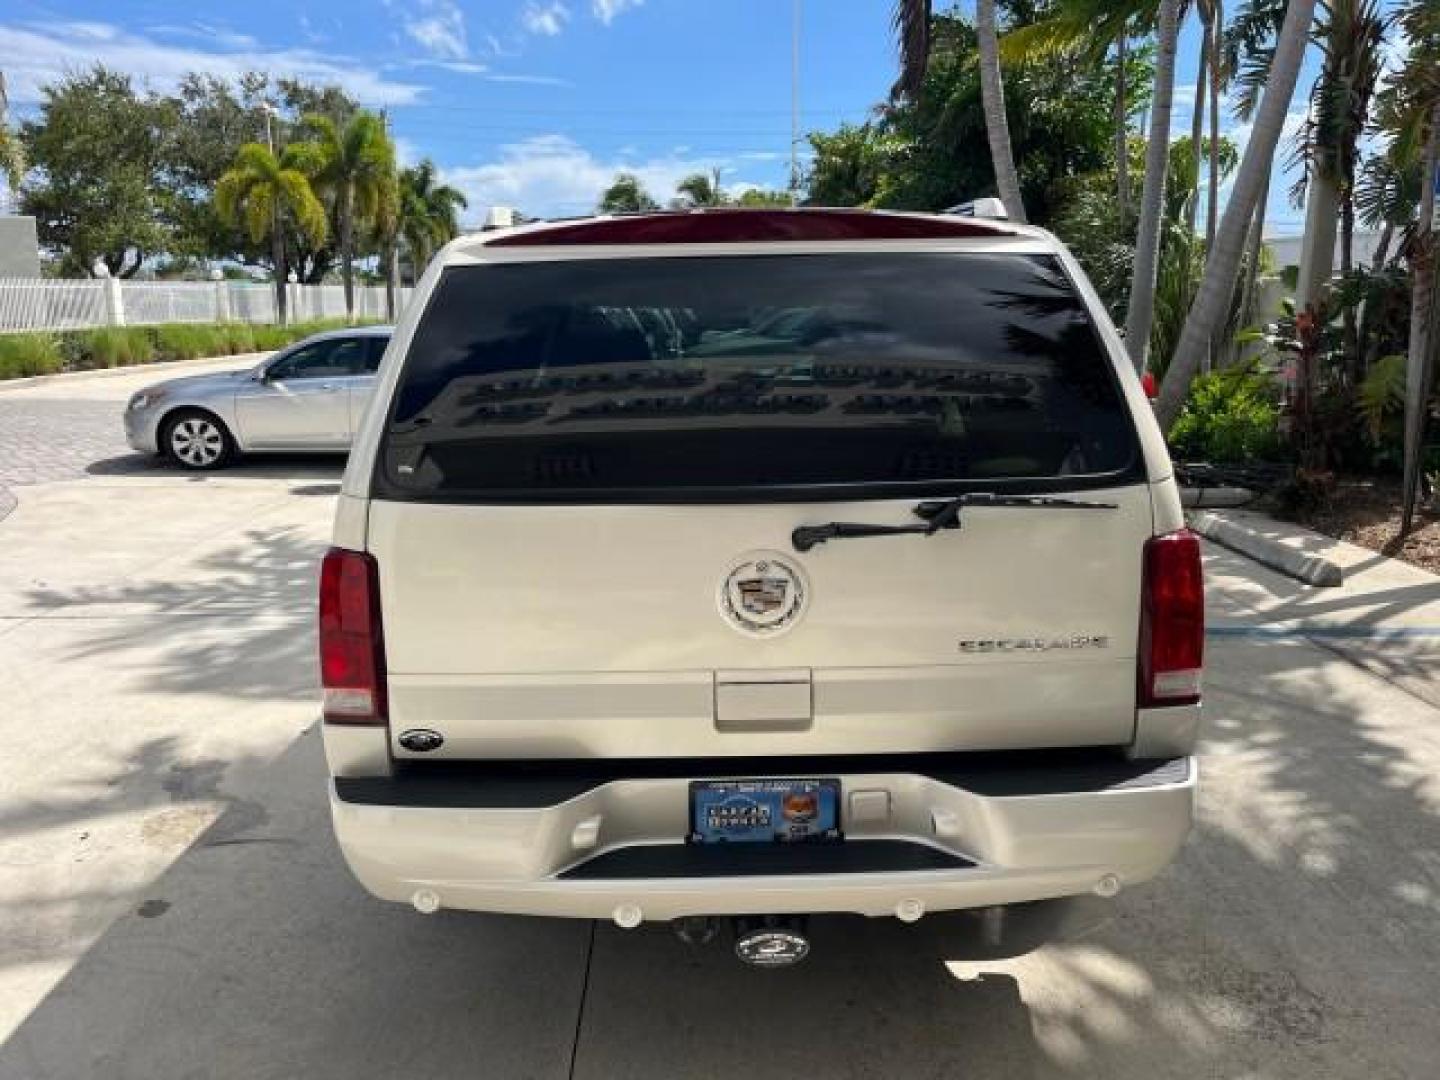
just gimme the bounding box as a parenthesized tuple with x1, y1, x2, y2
(319, 208, 1201, 966)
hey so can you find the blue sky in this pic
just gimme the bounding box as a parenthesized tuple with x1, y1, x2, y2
(1, 1, 1393, 234)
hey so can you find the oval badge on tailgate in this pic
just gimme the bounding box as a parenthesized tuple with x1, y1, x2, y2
(398, 729, 445, 753)
(718, 551, 809, 637)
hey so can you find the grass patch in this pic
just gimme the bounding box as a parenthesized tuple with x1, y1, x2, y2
(0, 318, 369, 381)
(79, 327, 156, 369)
(0, 333, 63, 379)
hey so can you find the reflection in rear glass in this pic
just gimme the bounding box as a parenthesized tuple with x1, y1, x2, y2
(379, 253, 1140, 500)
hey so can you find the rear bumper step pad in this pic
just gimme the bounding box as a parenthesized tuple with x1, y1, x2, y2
(560, 839, 972, 880)
(334, 750, 1190, 809)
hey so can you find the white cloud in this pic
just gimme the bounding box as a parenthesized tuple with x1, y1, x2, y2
(393, 136, 421, 167)
(402, 0, 468, 61)
(0, 20, 424, 105)
(392, 60, 571, 86)
(441, 134, 733, 221)
(521, 2, 570, 37)
(484, 73, 572, 86)
(148, 23, 260, 50)
(53, 21, 120, 42)
(592, 0, 643, 25)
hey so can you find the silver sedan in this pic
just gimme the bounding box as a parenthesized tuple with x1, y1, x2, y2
(124, 326, 392, 470)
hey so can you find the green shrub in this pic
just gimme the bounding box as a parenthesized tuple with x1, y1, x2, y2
(0, 333, 63, 378)
(152, 324, 225, 361)
(81, 327, 156, 368)
(223, 323, 256, 354)
(250, 325, 293, 351)
(0, 317, 374, 380)
(1168, 364, 1285, 464)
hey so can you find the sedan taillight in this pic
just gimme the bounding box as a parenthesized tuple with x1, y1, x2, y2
(319, 547, 387, 724)
(1139, 530, 1204, 707)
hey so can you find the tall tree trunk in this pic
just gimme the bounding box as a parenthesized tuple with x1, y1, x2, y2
(1115, 31, 1131, 232)
(1202, 0, 1223, 375)
(1359, 221, 1391, 377)
(1187, 6, 1209, 239)
(1228, 173, 1270, 368)
(271, 213, 287, 328)
(1401, 103, 1440, 534)
(1371, 222, 1393, 273)
(976, 0, 1027, 224)
(1206, 1, 1222, 252)
(340, 185, 356, 322)
(1122, 0, 1181, 373)
(1156, 0, 1320, 429)
(1340, 191, 1359, 382)
(1295, 173, 1341, 310)
(384, 238, 398, 322)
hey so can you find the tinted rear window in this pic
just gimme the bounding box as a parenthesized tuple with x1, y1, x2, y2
(377, 253, 1140, 501)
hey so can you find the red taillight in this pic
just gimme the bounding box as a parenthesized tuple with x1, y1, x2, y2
(1139, 530, 1204, 707)
(319, 547, 386, 724)
(1141, 371, 1159, 399)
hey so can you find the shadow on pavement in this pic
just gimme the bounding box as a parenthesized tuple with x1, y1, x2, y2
(575, 915, 1046, 1079)
(86, 451, 346, 484)
(0, 731, 591, 1080)
(23, 524, 323, 701)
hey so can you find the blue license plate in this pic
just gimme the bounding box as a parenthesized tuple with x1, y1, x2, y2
(689, 778, 842, 844)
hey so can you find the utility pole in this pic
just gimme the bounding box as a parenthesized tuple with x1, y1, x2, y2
(790, 0, 801, 205)
(380, 108, 398, 321)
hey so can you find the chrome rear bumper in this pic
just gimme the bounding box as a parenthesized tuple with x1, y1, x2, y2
(328, 753, 1194, 921)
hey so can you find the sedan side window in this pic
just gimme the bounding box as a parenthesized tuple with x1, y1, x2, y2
(267, 339, 365, 381)
(362, 336, 390, 374)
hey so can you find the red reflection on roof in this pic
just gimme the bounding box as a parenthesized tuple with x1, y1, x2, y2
(485, 208, 1015, 247)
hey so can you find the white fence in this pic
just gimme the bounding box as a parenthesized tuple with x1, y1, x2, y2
(0, 278, 413, 333)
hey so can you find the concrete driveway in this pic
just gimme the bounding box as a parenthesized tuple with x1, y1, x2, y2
(1, 364, 1439, 1078)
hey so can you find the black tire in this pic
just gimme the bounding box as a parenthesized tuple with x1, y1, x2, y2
(161, 409, 236, 471)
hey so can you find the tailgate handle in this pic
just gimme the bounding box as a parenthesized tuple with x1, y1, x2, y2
(714, 669, 813, 733)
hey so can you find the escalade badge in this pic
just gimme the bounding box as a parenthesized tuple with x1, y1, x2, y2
(719, 552, 808, 636)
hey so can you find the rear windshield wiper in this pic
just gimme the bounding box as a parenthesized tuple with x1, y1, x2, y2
(791, 492, 1119, 552)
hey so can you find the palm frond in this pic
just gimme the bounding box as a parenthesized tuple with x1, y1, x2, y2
(891, 0, 931, 101)
(278, 168, 329, 246)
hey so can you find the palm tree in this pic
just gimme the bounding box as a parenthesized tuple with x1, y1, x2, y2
(674, 168, 727, 208)
(0, 73, 22, 205)
(1122, 0, 1181, 373)
(297, 111, 396, 321)
(999, 0, 1152, 226)
(1155, 0, 1322, 427)
(1293, 0, 1390, 324)
(1386, 0, 1440, 530)
(214, 143, 328, 326)
(894, 0, 1026, 222)
(598, 172, 659, 213)
(399, 160, 467, 280)
(0, 122, 21, 195)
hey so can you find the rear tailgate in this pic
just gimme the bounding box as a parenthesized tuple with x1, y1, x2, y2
(369, 487, 1149, 759)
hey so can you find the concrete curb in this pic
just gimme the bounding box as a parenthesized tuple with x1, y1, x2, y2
(1189, 509, 1344, 587)
(0, 351, 271, 393)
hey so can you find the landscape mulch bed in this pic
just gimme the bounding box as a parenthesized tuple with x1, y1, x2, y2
(1273, 476, 1440, 576)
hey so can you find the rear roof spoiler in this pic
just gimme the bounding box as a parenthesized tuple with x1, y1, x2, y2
(484, 208, 1017, 247)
